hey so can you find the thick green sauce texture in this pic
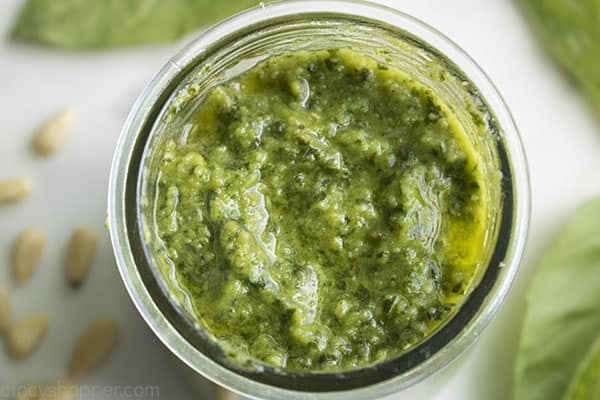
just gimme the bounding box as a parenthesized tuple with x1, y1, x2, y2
(154, 49, 489, 370)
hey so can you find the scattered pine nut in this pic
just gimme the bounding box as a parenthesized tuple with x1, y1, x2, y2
(32, 108, 75, 156)
(39, 380, 77, 400)
(69, 318, 119, 379)
(0, 283, 10, 334)
(16, 380, 76, 400)
(0, 177, 33, 204)
(14, 383, 41, 400)
(6, 314, 49, 359)
(65, 226, 98, 287)
(215, 386, 241, 400)
(13, 227, 47, 284)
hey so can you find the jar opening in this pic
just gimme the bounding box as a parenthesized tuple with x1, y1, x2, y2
(109, 2, 528, 398)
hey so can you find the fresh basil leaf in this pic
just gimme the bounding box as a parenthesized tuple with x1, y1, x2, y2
(564, 335, 600, 400)
(11, 0, 263, 50)
(520, 0, 600, 113)
(514, 198, 600, 400)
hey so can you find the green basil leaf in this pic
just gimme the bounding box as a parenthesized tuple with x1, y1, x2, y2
(10, 0, 263, 50)
(514, 198, 600, 400)
(564, 335, 600, 400)
(520, 0, 600, 113)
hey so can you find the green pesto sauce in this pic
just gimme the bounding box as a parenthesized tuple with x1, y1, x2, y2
(154, 48, 489, 371)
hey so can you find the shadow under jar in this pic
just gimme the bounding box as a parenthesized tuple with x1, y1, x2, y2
(108, 1, 530, 399)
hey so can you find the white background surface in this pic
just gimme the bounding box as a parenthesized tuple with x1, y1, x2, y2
(1, 1, 600, 399)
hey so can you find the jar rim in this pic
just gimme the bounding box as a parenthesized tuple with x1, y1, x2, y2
(108, 1, 530, 399)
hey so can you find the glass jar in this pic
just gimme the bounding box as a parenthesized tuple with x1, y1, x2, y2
(108, 1, 530, 399)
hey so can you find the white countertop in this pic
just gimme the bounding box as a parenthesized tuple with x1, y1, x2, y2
(1, 1, 599, 399)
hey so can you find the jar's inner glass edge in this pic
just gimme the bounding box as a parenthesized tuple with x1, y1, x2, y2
(131, 13, 520, 394)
